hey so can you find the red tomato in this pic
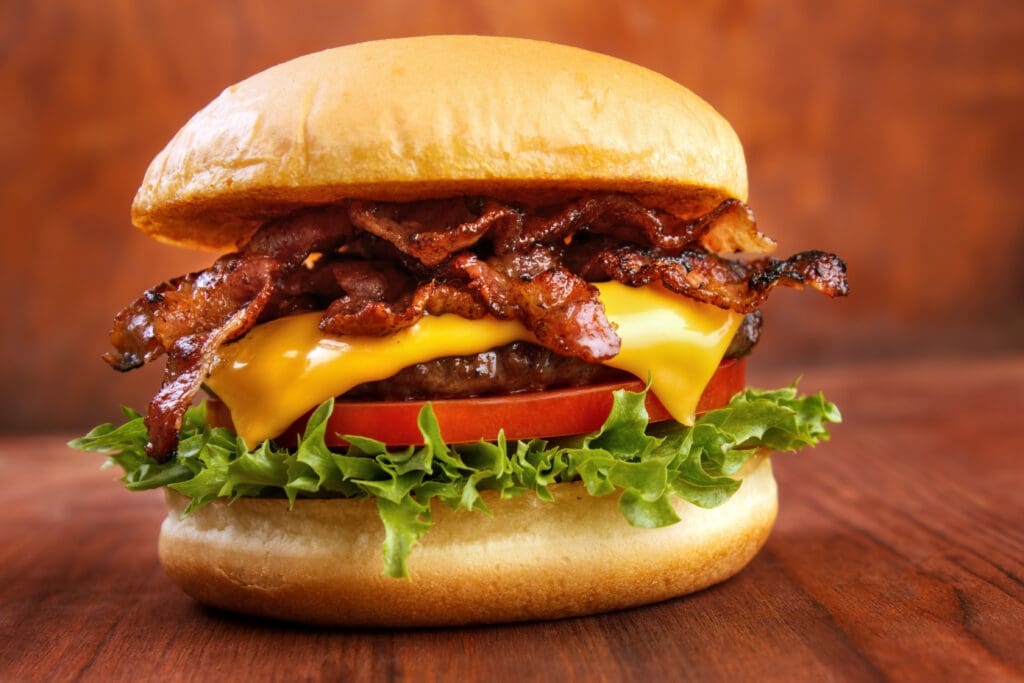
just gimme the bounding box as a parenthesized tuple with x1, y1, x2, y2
(207, 358, 745, 447)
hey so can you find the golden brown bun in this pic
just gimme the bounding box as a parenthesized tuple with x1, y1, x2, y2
(133, 35, 747, 252)
(158, 457, 776, 626)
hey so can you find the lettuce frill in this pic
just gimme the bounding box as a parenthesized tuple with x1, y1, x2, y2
(71, 385, 840, 578)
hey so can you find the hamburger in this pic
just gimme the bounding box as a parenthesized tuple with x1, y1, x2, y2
(72, 36, 848, 626)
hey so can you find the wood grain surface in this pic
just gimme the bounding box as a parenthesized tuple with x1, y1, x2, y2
(2, 1, 1023, 433)
(1, 356, 1021, 682)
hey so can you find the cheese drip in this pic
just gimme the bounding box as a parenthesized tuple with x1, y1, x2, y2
(206, 282, 742, 446)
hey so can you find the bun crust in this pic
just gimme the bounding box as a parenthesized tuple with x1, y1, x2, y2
(158, 458, 776, 626)
(133, 36, 747, 251)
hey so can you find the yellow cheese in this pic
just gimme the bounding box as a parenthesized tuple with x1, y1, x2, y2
(206, 282, 742, 446)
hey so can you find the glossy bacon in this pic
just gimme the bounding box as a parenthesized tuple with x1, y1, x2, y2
(146, 270, 277, 459)
(449, 252, 620, 362)
(105, 207, 352, 458)
(499, 195, 773, 255)
(348, 194, 775, 262)
(582, 245, 849, 313)
(348, 198, 521, 266)
(104, 257, 274, 372)
(319, 279, 488, 336)
(318, 245, 620, 362)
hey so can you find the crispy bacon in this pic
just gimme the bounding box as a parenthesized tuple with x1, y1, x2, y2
(146, 271, 277, 459)
(320, 280, 488, 336)
(106, 206, 353, 369)
(582, 245, 849, 313)
(499, 194, 773, 255)
(318, 247, 620, 363)
(349, 198, 521, 266)
(449, 252, 620, 362)
(106, 207, 352, 458)
(106, 193, 848, 459)
(348, 193, 774, 263)
(104, 258, 272, 372)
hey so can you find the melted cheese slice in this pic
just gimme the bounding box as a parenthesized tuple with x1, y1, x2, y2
(206, 282, 742, 446)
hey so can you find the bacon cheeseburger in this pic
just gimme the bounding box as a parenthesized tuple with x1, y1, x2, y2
(73, 36, 848, 626)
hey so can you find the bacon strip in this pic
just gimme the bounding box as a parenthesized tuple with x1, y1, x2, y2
(147, 271, 277, 459)
(583, 245, 849, 313)
(349, 198, 521, 266)
(319, 280, 488, 336)
(106, 207, 352, 458)
(449, 253, 620, 362)
(318, 248, 620, 363)
(499, 194, 771, 255)
(348, 194, 774, 262)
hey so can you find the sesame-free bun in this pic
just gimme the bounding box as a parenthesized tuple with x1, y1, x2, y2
(132, 36, 748, 252)
(158, 457, 776, 626)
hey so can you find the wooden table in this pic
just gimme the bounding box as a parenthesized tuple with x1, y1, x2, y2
(2, 356, 1022, 681)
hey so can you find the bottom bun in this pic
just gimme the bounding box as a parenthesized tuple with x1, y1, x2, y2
(159, 457, 777, 626)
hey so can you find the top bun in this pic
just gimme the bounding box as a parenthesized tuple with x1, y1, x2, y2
(132, 36, 748, 252)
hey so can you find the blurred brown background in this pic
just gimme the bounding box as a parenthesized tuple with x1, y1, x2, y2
(2, 1, 1022, 434)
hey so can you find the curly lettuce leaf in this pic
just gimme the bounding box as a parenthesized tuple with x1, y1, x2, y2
(70, 383, 840, 578)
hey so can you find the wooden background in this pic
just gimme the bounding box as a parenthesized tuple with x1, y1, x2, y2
(2, 0, 1022, 433)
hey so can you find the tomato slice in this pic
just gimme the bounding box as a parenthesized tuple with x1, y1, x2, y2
(206, 358, 745, 447)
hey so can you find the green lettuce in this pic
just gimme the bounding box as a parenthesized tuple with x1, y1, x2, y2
(70, 384, 840, 578)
